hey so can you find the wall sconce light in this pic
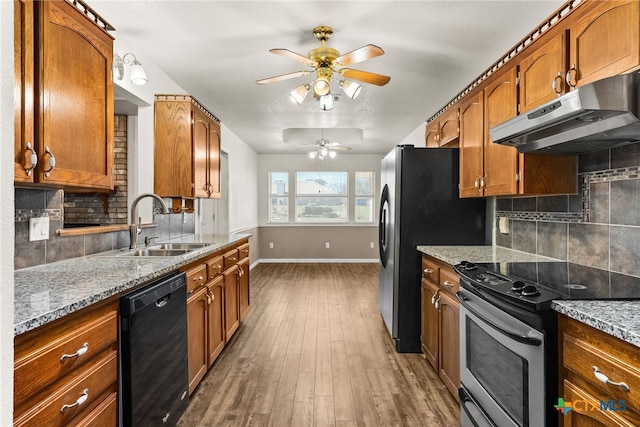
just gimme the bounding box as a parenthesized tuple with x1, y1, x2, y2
(113, 52, 148, 85)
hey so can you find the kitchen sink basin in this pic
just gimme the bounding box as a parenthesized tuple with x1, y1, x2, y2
(118, 248, 192, 257)
(155, 243, 210, 250)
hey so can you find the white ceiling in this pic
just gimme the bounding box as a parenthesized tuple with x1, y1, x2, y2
(93, 0, 565, 155)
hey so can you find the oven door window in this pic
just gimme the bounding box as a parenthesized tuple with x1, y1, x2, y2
(467, 317, 528, 426)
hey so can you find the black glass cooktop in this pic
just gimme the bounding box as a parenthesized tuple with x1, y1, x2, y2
(476, 261, 640, 300)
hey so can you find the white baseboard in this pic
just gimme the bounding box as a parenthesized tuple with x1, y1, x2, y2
(251, 258, 379, 269)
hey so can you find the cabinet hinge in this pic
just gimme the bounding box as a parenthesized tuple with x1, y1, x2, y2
(517, 103, 521, 114)
(516, 72, 520, 86)
(515, 172, 521, 182)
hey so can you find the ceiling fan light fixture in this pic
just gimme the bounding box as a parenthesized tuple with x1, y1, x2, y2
(339, 80, 361, 99)
(308, 150, 318, 159)
(328, 150, 337, 159)
(313, 76, 331, 96)
(290, 84, 310, 104)
(318, 94, 334, 111)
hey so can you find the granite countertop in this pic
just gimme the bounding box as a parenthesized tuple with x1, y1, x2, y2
(14, 233, 250, 336)
(418, 245, 640, 348)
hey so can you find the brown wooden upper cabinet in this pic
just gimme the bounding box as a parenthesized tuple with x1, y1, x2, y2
(518, 0, 640, 114)
(14, 0, 115, 190)
(460, 66, 577, 198)
(154, 95, 221, 201)
(425, 107, 459, 148)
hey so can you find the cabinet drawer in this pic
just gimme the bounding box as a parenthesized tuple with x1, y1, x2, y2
(563, 328, 640, 411)
(422, 258, 440, 285)
(238, 243, 250, 260)
(14, 351, 117, 427)
(223, 248, 239, 270)
(185, 264, 207, 293)
(73, 391, 117, 427)
(206, 255, 224, 280)
(439, 268, 460, 297)
(14, 310, 117, 405)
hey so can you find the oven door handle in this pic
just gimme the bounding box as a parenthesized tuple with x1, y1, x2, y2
(458, 387, 497, 427)
(457, 292, 542, 346)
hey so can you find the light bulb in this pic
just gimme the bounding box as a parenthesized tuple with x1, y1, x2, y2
(328, 150, 337, 158)
(318, 94, 334, 111)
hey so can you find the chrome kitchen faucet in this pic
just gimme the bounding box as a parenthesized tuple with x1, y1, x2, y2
(129, 193, 170, 249)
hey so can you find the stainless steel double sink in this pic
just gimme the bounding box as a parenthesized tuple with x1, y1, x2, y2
(96, 243, 210, 258)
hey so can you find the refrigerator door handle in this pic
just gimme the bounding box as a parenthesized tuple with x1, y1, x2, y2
(379, 184, 390, 267)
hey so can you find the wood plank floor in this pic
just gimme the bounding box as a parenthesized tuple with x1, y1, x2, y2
(178, 263, 460, 427)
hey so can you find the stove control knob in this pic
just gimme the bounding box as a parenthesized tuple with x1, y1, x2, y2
(521, 285, 541, 297)
(511, 280, 526, 293)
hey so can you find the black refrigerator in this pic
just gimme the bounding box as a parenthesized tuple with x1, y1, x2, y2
(378, 145, 486, 353)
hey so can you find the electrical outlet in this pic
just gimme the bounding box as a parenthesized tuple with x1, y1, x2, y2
(325, 242, 330, 249)
(29, 217, 50, 241)
(498, 217, 510, 234)
(370, 242, 375, 249)
(269, 242, 274, 249)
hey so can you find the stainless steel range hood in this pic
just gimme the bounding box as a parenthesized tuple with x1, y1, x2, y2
(490, 72, 640, 154)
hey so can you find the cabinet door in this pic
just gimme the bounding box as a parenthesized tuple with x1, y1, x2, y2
(238, 257, 250, 320)
(421, 279, 439, 370)
(207, 276, 225, 367)
(568, 0, 640, 88)
(192, 107, 210, 198)
(438, 291, 460, 398)
(425, 121, 440, 148)
(154, 99, 193, 198)
(224, 267, 240, 341)
(187, 286, 208, 395)
(14, 0, 35, 183)
(208, 120, 221, 198)
(519, 28, 568, 113)
(459, 91, 484, 198)
(483, 67, 519, 196)
(37, 0, 114, 189)
(438, 107, 460, 147)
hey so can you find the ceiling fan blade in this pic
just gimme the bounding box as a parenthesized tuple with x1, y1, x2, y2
(331, 146, 352, 151)
(256, 70, 310, 85)
(335, 44, 384, 66)
(270, 48, 315, 66)
(339, 68, 391, 86)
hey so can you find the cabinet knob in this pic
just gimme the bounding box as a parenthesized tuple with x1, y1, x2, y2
(552, 72, 564, 94)
(43, 146, 56, 177)
(23, 142, 38, 176)
(592, 366, 630, 392)
(565, 64, 577, 89)
(60, 342, 89, 362)
(60, 389, 89, 413)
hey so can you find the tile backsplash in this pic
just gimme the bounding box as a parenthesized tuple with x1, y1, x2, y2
(14, 188, 195, 270)
(496, 142, 640, 277)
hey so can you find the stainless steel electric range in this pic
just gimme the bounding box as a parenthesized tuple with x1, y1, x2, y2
(454, 260, 640, 427)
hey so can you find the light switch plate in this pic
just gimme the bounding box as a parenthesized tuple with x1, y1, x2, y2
(29, 217, 50, 241)
(498, 216, 510, 234)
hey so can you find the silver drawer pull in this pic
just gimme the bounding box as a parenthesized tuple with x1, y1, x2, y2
(593, 366, 630, 391)
(443, 280, 454, 287)
(60, 342, 88, 362)
(424, 268, 433, 274)
(60, 389, 88, 413)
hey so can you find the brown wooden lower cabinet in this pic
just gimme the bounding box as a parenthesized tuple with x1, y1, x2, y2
(182, 238, 250, 394)
(14, 298, 119, 426)
(420, 254, 460, 399)
(559, 314, 640, 427)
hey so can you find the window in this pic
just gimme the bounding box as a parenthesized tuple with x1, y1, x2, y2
(269, 172, 288, 223)
(295, 171, 348, 223)
(355, 171, 375, 223)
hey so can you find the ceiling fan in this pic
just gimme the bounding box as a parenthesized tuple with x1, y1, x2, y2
(256, 26, 390, 109)
(304, 135, 352, 160)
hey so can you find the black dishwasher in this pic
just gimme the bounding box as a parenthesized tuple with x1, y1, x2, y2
(120, 272, 189, 426)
